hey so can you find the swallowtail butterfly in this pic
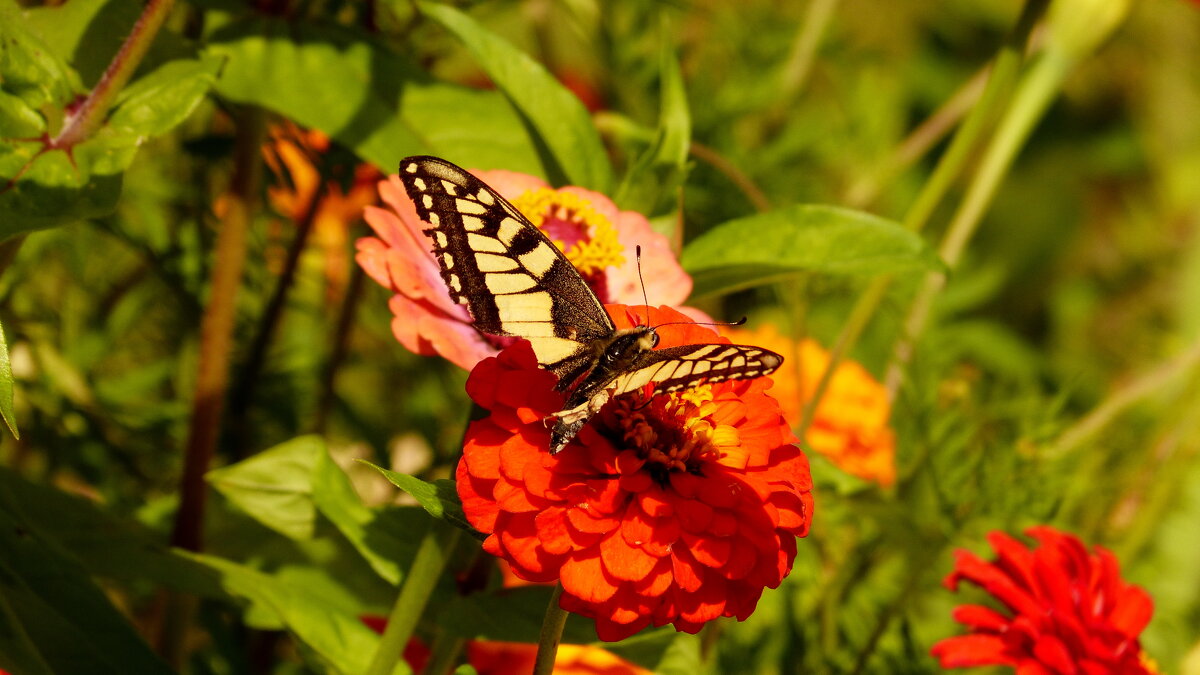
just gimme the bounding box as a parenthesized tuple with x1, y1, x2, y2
(399, 156, 783, 453)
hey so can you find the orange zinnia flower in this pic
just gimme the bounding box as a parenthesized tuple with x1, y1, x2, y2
(723, 325, 895, 487)
(457, 305, 814, 641)
(356, 170, 695, 371)
(263, 123, 381, 300)
(931, 526, 1156, 674)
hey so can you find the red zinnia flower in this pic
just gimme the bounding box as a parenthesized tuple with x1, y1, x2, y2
(931, 526, 1156, 674)
(356, 171, 696, 371)
(456, 304, 814, 641)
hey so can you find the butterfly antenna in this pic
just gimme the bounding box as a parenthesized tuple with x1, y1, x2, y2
(651, 316, 748, 331)
(635, 245, 650, 325)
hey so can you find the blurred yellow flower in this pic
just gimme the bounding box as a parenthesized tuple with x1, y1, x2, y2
(724, 324, 896, 487)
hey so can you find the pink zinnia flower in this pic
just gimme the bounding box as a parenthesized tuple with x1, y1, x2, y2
(356, 169, 694, 370)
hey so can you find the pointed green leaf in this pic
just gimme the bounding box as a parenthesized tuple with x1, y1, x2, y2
(0, 319, 16, 438)
(615, 42, 691, 217)
(0, 481, 173, 674)
(313, 447, 421, 585)
(418, 1, 613, 191)
(205, 16, 544, 175)
(208, 435, 324, 540)
(108, 56, 221, 137)
(361, 462, 480, 538)
(681, 204, 943, 298)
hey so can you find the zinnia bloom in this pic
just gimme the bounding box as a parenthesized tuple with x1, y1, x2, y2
(723, 325, 895, 486)
(931, 526, 1156, 674)
(356, 169, 693, 371)
(457, 304, 814, 641)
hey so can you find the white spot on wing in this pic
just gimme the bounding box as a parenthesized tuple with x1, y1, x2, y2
(494, 292, 553, 324)
(462, 215, 484, 231)
(467, 233, 507, 254)
(476, 252, 520, 272)
(457, 198, 486, 215)
(486, 273, 538, 294)
(519, 243, 557, 276)
(476, 190, 496, 205)
(497, 218, 524, 245)
(442, 180, 458, 195)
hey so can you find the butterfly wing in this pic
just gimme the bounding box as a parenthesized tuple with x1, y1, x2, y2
(398, 156, 615, 385)
(609, 343, 784, 400)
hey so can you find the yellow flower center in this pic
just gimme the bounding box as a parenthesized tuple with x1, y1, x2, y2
(610, 385, 740, 475)
(510, 189, 624, 276)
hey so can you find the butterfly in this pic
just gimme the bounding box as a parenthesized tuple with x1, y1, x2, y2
(398, 156, 783, 454)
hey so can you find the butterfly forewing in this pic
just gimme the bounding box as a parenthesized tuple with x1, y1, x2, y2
(610, 343, 785, 400)
(399, 156, 615, 381)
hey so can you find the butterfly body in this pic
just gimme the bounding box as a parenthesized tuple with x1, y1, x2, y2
(398, 156, 783, 454)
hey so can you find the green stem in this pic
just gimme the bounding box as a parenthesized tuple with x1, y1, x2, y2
(366, 525, 461, 675)
(1053, 331, 1200, 456)
(884, 48, 1068, 397)
(777, 0, 841, 103)
(799, 0, 1048, 425)
(532, 584, 567, 675)
(53, 0, 176, 148)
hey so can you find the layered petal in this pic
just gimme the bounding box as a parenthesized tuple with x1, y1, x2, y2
(457, 304, 814, 640)
(932, 526, 1156, 674)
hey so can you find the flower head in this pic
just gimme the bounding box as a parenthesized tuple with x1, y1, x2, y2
(356, 170, 693, 371)
(931, 526, 1156, 674)
(457, 304, 814, 640)
(723, 325, 895, 486)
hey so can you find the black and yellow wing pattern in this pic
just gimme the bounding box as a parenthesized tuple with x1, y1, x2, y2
(397, 155, 783, 453)
(399, 155, 612, 390)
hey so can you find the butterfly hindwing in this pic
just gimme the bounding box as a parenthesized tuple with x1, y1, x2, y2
(398, 156, 615, 381)
(610, 343, 784, 400)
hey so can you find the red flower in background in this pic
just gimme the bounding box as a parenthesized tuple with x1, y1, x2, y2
(356, 170, 695, 371)
(457, 304, 813, 641)
(931, 526, 1156, 674)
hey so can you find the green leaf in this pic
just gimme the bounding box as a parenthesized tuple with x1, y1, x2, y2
(650, 633, 703, 675)
(108, 56, 222, 137)
(0, 588, 55, 675)
(436, 586, 596, 644)
(208, 435, 324, 540)
(417, 1, 613, 192)
(205, 16, 544, 175)
(681, 204, 943, 298)
(185, 552, 404, 675)
(614, 42, 691, 217)
(0, 319, 16, 438)
(0, 1, 80, 111)
(0, 479, 173, 674)
(312, 447, 421, 586)
(361, 462, 480, 538)
(22, 0, 142, 85)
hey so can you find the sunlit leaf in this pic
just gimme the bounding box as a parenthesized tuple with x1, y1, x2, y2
(185, 552, 403, 675)
(0, 319, 16, 438)
(208, 435, 323, 540)
(417, 1, 613, 191)
(205, 16, 544, 176)
(361, 462, 480, 538)
(312, 447, 421, 586)
(614, 41, 691, 218)
(681, 204, 942, 298)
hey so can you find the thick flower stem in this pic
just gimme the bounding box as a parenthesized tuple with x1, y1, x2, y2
(798, 0, 1047, 431)
(53, 0, 176, 148)
(161, 108, 265, 664)
(532, 584, 567, 675)
(365, 524, 461, 675)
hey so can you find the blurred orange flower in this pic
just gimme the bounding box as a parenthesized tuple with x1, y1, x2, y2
(467, 642, 650, 675)
(356, 169, 694, 371)
(723, 324, 896, 487)
(263, 123, 381, 300)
